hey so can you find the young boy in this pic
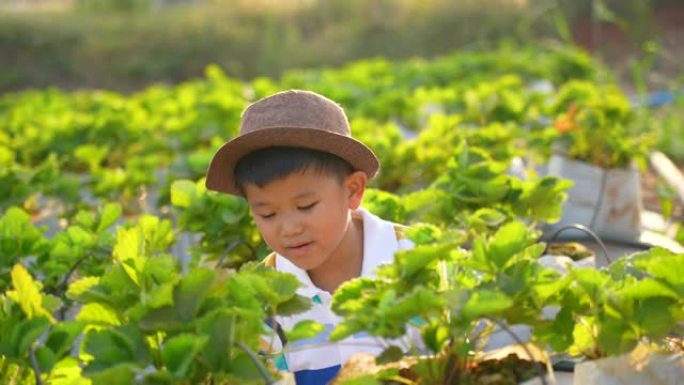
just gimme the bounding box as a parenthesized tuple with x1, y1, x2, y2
(205, 90, 413, 384)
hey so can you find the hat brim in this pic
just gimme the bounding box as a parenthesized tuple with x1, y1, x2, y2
(205, 127, 380, 196)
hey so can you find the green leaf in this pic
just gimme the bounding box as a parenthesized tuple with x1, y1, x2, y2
(9, 316, 51, 357)
(619, 277, 679, 299)
(386, 286, 443, 322)
(98, 203, 122, 232)
(173, 268, 216, 322)
(197, 309, 236, 371)
(488, 221, 531, 269)
(6, 264, 55, 322)
(518, 176, 573, 222)
(534, 307, 574, 352)
(375, 345, 404, 365)
(83, 326, 150, 373)
(396, 243, 450, 279)
(36, 345, 57, 372)
(47, 357, 92, 385)
(634, 297, 679, 339)
(461, 290, 513, 320)
(635, 252, 684, 288)
(45, 321, 85, 358)
(276, 295, 312, 317)
(596, 316, 636, 356)
(85, 364, 136, 385)
(330, 319, 366, 341)
(162, 334, 207, 379)
(405, 223, 442, 245)
(286, 320, 325, 343)
(113, 228, 142, 285)
(67, 277, 101, 299)
(422, 320, 450, 353)
(77, 303, 121, 326)
(138, 306, 185, 333)
(170, 180, 197, 208)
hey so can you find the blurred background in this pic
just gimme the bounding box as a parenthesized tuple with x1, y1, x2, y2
(1, 0, 682, 94)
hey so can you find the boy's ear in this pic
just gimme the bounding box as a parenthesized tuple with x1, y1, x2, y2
(345, 171, 367, 210)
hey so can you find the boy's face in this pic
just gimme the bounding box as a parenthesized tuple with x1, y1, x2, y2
(244, 169, 366, 271)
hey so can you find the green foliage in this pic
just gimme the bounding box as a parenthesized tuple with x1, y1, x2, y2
(331, 221, 564, 383)
(403, 143, 572, 235)
(547, 80, 653, 168)
(541, 247, 684, 359)
(170, 179, 265, 267)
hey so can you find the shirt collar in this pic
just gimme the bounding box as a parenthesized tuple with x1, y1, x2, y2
(274, 207, 399, 298)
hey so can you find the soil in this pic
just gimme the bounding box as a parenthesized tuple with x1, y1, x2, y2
(332, 353, 545, 385)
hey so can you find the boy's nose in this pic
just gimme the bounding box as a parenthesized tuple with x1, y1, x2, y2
(281, 218, 304, 237)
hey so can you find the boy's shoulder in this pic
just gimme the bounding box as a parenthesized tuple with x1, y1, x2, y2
(263, 252, 277, 268)
(392, 222, 409, 240)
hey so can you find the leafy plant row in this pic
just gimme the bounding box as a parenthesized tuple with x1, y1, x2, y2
(1, 45, 609, 218)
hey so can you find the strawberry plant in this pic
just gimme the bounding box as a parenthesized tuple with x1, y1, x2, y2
(0, 209, 320, 384)
(170, 179, 267, 268)
(330, 221, 563, 384)
(537, 247, 684, 360)
(400, 143, 572, 236)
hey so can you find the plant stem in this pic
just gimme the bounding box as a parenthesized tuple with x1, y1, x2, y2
(489, 319, 548, 385)
(29, 348, 44, 385)
(235, 341, 274, 385)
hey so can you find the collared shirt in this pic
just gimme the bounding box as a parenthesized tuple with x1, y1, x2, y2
(264, 208, 413, 385)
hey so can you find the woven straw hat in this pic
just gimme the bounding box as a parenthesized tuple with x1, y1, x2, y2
(205, 90, 379, 196)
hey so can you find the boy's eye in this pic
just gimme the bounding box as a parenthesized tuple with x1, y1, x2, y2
(259, 213, 275, 219)
(298, 202, 318, 211)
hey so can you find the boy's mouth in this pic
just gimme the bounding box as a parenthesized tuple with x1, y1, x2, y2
(286, 241, 313, 254)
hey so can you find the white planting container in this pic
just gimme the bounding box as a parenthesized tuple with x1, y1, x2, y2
(546, 155, 642, 243)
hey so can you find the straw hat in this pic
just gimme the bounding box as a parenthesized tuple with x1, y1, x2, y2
(205, 90, 379, 196)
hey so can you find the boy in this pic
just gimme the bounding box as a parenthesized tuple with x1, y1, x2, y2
(205, 90, 413, 384)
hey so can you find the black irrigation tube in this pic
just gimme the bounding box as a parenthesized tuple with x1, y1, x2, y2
(542, 224, 612, 264)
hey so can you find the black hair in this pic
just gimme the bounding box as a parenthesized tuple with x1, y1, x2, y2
(234, 146, 353, 194)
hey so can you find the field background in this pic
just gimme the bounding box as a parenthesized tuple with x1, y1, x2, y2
(1, 0, 682, 94)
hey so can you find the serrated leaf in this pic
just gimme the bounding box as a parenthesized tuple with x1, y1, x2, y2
(98, 203, 122, 232)
(162, 334, 207, 378)
(76, 303, 121, 326)
(67, 277, 101, 299)
(113, 228, 142, 285)
(275, 295, 312, 317)
(461, 290, 513, 320)
(45, 321, 85, 358)
(330, 319, 365, 342)
(488, 221, 531, 269)
(83, 327, 149, 373)
(197, 309, 236, 371)
(619, 277, 679, 299)
(47, 357, 92, 385)
(138, 306, 185, 333)
(173, 268, 216, 322)
(85, 363, 136, 385)
(286, 320, 325, 343)
(9, 316, 51, 357)
(7, 264, 55, 322)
